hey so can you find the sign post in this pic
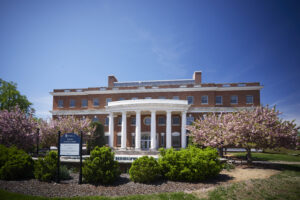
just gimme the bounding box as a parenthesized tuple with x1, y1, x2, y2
(79, 131, 83, 184)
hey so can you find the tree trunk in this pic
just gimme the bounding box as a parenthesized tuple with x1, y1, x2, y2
(246, 148, 252, 164)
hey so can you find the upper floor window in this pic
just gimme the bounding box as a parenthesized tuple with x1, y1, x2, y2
(201, 96, 208, 104)
(93, 98, 99, 106)
(216, 96, 223, 105)
(145, 97, 152, 99)
(132, 97, 138, 100)
(118, 117, 122, 125)
(105, 117, 109, 126)
(172, 116, 180, 125)
(158, 116, 166, 125)
(246, 95, 254, 104)
(106, 98, 112, 105)
(144, 117, 151, 125)
(69, 99, 75, 107)
(81, 99, 88, 107)
(92, 116, 99, 122)
(119, 97, 125, 101)
(187, 96, 194, 105)
(172, 96, 179, 100)
(58, 100, 64, 108)
(186, 116, 194, 125)
(230, 95, 238, 104)
(131, 117, 136, 126)
(158, 96, 166, 99)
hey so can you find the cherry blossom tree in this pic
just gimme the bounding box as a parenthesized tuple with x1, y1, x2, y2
(0, 107, 37, 152)
(187, 106, 299, 164)
(38, 116, 94, 148)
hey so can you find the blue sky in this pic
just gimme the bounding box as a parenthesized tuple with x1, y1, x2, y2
(0, 0, 299, 125)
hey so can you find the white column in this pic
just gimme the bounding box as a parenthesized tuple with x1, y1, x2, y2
(181, 111, 187, 148)
(108, 113, 114, 148)
(135, 110, 141, 150)
(121, 111, 127, 150)
(150, 110, 156, 150)
(166, 110, 172, 149)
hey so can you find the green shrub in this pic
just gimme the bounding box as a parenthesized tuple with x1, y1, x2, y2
(0, 145, 34, 180)
(223, 162, 235, 171)
(34, 151, 71, 182)
(82, 146, 120, 184)
(158, 146, 223, 181)
(129, 156, 161, 183)
(87, 122, 105, 154)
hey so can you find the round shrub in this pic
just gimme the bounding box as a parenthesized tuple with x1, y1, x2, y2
(82, 146, 120, 184)
(129, 156, 161, 183)
(34, 151, 71, 182)
(0, 145, 34, 180)
(159, 146, 223, 181)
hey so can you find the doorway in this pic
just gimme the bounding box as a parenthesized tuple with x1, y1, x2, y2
(141, 135, 151, 150)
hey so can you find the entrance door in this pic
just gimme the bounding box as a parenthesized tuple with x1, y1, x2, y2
(141, 135, 151, 150)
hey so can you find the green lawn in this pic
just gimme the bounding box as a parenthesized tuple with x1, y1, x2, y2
(200, 165, 300, 200)
(230, 152, 300, 162)
(0, 190, 198, 200)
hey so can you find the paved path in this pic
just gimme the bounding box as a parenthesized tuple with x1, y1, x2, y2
(227, 159, 300, 165)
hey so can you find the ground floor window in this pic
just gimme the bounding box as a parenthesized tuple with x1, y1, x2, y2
(172, 132, 180, 147)
(160, 133, 165, 147)
(104, 136, 109, 145)
(117, 135, 121, 146)
(132, 135, 135, 147)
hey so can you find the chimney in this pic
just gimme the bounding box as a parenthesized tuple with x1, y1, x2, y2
(193, 71, 202, 85)
(108, 75, 118, 87)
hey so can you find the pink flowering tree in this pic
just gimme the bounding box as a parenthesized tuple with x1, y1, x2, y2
(0, 107, 37, 152)
(187, 106, 299, 164)
(38, 116, 94, 148)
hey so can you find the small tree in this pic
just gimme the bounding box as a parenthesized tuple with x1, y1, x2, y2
(188, 106, 299, 164)
(0, 107, 37, 152)
(38, 116, 94, 148)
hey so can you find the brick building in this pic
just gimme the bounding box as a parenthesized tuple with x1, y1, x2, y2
(50, 71, 262, 151)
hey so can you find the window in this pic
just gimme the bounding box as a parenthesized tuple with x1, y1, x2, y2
(144, 117, 151, 125)
(106, 98, 112, 105)
(145, 97, 152, 99)
(104, 136, 109, 145)
(132, 97, 138, 100)
(161, 133, 165, 146)
(81, 99, 88, 107)
(158, 96, 166, 99)
(216, 96, 222, 105)
(172, 132, 180, 147)
(69, 99, 75, 107)
(246, 95, 253, 104)
(93, 98, 99, 106)
(58, 100, 64, 108)
(201, 96, 208, 104)
(158, 116, 166, 125)
(92, 116, 99, 122)
(172, 116, 180, 125)
(173, 96, 179, 100)
(117, 134, 121, 146)
(187, 96, 194, 105)
(132, 134, 135, 147)
(230, 95, 238, 104)
(119, 97, 125, 101)
(118, 117, 122, 126)
(186, 116, 194, 125)
(105, 117, 109, 126)
(131, 117, 136, 126)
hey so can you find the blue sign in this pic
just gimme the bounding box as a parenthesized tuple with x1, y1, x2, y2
(60, 133, 80, 156)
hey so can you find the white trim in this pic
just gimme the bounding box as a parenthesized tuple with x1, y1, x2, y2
(117, 132, 121, 136)
(51, 109, 108, 115)
(50, 86, 263, 96)
(105, 132, 109, 136)
(188, 106, 256, 113)
(172, 132, 180, 136)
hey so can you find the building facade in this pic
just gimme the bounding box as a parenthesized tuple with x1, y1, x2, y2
(50, 71, 263, 151)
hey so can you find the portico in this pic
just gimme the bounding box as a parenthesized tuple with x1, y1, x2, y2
(106, 99, 190, 150)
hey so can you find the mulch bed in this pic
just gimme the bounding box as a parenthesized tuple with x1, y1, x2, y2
(0, 173, 232, 197)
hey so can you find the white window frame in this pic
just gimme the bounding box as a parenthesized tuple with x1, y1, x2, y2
(187, 96, 194, 105)
(201, 95, 208, 104)
(69, 99, 76, 108)
(144, 117, 151, 126)
(230, 95, 238, 104)
(216, 96, 223, 105)
(93, 98, 99, 107)
(246, 95, 254, 104)
(58, 100, 64, 108)
(172, 116, 180, 126)
(158, 116, 166, 126)
(81, 99, 88, 107)
(172, 96, 179, 100)
(106, 98, 112, 106)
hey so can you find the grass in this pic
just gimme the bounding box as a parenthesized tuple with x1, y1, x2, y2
(200, 165, 300, 200)
(0, 190, 198, 200)
(230, 152, 300, 162)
